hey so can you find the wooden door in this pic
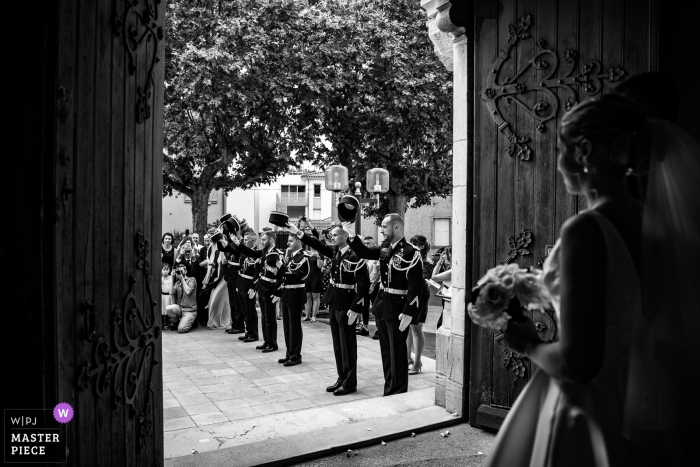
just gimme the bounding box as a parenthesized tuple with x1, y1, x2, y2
(468, 0, 658, 428)
(54, 0, 165, 464)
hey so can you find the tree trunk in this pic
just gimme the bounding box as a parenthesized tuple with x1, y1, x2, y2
(386, 192, 408, 220)
(190, 189, 211, 239)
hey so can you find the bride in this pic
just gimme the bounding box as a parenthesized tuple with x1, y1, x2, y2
(482, 94, 699, 466)
(204, 231, 232, 330)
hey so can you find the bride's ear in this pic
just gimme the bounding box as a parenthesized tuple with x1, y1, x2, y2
(574, 138, 593, 169)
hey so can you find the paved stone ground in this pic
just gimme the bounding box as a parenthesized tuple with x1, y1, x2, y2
(292, 422, 495, 467)
(162, 310, 437, 460)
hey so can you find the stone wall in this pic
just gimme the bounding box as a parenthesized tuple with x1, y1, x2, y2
(420, 0, 469, 417)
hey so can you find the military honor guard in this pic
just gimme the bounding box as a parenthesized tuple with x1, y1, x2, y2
(288, 222, 369, 395)
(343, 211, 423, 396)
(213, 215, 260, 341)
(272, 234, 310, 366)
(229, 227, 283, 353)
(235, 231, 261, 342)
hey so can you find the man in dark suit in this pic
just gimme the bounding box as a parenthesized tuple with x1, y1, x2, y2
(272, 235, 310, 366)
(343, 214, 423, 396)
(222, 245, 245, 335)
(289, 224, 369, 394)
(229, 231, 282, 352)
(235, 231, 261, 342)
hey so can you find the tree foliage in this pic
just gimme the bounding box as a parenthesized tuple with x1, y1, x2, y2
(299, 0, 454, 219)
(163, 0, 452, 234)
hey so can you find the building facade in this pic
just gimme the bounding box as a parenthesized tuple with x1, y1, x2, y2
(161, 170, 335, 235)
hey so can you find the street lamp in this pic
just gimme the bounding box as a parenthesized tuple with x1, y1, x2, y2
(324, 165, 349, 192)
(366, 168, 390, 201)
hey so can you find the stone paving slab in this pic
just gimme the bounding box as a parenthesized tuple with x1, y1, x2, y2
(163, 313, 438, 461)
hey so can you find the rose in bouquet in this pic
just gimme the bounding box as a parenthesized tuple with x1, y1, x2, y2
(467, 264, 550, 331)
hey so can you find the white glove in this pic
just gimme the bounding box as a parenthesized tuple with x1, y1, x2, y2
(347, 310, 359, 325)
(341, 221, 356, 238)
(398, 313, 413, 332)
(272, 296, 280, 304)
(288, 224, 300, 235)
(248, 289, 256, 299)
(230, 234, 240, 246)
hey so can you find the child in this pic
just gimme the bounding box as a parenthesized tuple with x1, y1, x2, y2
(161, 263, 175, 324)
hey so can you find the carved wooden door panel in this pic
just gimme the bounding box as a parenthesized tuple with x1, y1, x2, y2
(54, 0, 165, 464)
(469, 0, 658, 429)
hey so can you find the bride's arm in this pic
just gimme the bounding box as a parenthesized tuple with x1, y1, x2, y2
(511, 214, 608, 385)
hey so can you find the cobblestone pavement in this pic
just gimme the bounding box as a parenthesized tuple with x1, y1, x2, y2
(162, 312, 437, 460)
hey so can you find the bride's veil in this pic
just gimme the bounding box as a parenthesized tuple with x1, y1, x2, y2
(622, 119, 700, 452)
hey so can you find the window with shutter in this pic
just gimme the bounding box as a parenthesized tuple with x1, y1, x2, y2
(433, 218, 451, 246)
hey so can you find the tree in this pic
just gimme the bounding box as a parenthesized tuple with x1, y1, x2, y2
(301, 0, 454, 220)
(164, 0, 453, 234)
(163, 0, 325, 235)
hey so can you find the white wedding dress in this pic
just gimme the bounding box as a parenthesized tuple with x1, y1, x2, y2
(484, 210, 640, 467)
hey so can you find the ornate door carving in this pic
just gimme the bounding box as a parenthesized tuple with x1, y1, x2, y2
(469, 0, 657, 429)
(54, 0, 165, 463)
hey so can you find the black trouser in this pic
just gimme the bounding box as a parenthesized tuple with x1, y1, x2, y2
(238, 289, 258, 339)
(227, 282, 245, 331)
(196, 280, 211, 325)
(376, 318, 410, 396)
(363, 288, 379, 326)
(330, 307, 358, 388)
(259, 292, 277, 348)
(281, 302, 303, 361)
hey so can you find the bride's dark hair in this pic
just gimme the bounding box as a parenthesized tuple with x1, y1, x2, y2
(560, 94, 653, 178)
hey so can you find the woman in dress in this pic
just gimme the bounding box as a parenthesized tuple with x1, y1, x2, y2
(302, 226, 324, 322)
(481, 94, 699, 466)
(205, 234, 232, 330)
(319, 229, 333, 311)
(431, 246, 451, 330)
(161, 232, 175, 269)
(405, 235, 432, 374)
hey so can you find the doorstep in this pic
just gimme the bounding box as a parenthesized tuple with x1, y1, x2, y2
(165, 392, 457, 467)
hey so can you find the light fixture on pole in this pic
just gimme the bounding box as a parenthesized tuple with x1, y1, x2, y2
(366, 168, 390, 202)
(324, 165, 349, 192)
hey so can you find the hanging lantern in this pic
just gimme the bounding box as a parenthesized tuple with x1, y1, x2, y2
(366, 168, 390, 194)
(325, 165, 349, 192)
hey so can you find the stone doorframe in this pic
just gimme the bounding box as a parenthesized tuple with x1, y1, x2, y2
(420, 0, 472, 418)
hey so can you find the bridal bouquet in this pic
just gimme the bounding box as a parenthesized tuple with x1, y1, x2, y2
(467, 264, 550, 331)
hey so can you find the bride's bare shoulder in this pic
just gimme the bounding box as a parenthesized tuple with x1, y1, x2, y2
(559, 211, 606, 257)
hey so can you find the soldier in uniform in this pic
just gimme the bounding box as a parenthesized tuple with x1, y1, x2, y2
(272, 235, 310, 366)
(236, 231, 260, 343)
(343, 213, 423, 396)
(216, 229, 260, 342)
(288, 224, 369, 395)
(229, 230, 282, 352)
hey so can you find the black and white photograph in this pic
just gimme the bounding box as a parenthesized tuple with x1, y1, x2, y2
(5, 0, 699, 466)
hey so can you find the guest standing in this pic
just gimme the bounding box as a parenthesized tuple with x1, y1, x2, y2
(302, 225, 324, 322)
(406, 235, 433, 375)
(161, 233, 175, 268)
(161, 264, 175, 324)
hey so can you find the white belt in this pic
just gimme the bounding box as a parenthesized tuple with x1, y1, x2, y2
(281, 284, 305, 289)
(260, 276, 276, 283)
(239, 273, 254, 280)
(229, 262, 240, 266)
(330, 280, 355, 290)
(380, 285, 408, 295)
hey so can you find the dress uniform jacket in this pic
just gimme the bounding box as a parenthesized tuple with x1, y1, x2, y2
(236, 243, 284, 296)
(273, 248, 310, 305)
(300, 234, 369, 313)
(236, 250, 259, 293)
(348, 236, 423, 321)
